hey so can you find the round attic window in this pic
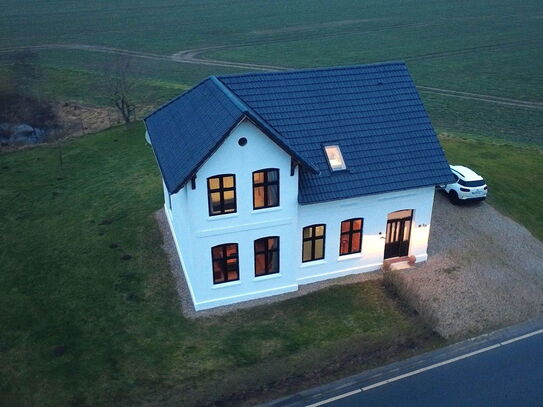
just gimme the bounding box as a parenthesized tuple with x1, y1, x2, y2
(238, 137, 247, 146)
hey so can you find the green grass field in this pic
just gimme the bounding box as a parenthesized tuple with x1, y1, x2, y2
(0, 0, 541, 146)
(1, 123, 541, 406)
(0, 124, 441, 407)
(1, 1, 542, 405)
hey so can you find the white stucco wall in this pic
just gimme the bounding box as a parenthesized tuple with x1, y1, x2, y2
(160, 119, 436, 310)
(166, 119, 299, 310)
(296, 186, 435, 285)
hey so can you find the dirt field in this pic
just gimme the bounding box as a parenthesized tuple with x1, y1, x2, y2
(388, 192, 543, 340)
(56, 102, 122, 138)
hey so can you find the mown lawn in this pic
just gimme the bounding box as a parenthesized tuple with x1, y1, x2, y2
(0, 124, 439, 407)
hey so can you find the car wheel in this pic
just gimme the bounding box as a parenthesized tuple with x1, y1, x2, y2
(449, 190, 459, 204)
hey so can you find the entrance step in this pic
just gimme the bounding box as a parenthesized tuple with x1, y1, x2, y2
(383, 255, 416, 271)
(390, 261, 413, 271)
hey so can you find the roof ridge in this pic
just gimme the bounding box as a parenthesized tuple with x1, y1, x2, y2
(144, 77, 212, 121)
(146, 61, 453, 203)
(145, 61, 408, 122)
(216, 61, 407, 81)
(213, 76, 320, 174)
(209, 76, 249, 112)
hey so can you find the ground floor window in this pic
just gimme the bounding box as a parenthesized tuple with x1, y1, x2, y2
(302, 224, 326, 262)
(254, 236, 280, 276)
(339, 218, 363, 255)
(211, 243, 239, 284)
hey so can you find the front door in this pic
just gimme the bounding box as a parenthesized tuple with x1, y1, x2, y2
(384, 210, 413, 259)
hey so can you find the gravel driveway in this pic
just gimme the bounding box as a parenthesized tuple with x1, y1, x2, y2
(390, 192, 543, 340)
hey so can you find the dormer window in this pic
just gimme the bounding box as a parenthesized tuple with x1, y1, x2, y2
(324, 145, 346, 171)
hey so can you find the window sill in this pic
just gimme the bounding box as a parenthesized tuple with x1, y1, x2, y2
(212, 280, 241, 289)
(208, 212, 239, 222)
(337, 253, 362, 262)
(251, 206, 281, 215)
(300, 259, 327, 268)
(253, 273, 282, 282)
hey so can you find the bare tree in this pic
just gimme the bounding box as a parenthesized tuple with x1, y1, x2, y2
(101, 55, 138, 124)
(0, 52, 61, 149)
(1, 52, 57, 129)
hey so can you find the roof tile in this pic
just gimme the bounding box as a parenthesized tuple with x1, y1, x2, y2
(145, 62, 453, 203)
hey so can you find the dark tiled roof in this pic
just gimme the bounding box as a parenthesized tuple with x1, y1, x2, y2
(145, 62, 454, 203)
(145, 78, 243, 192)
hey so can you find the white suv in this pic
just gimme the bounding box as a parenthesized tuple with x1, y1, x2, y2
(443, 165, 488, 203)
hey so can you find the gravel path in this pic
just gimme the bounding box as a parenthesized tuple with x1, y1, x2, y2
(390, 192, 543, 339)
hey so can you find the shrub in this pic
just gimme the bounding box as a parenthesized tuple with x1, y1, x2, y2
(382, 268, 439, 332)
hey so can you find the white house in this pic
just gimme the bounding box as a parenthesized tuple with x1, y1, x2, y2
(144, 62, 453, 311)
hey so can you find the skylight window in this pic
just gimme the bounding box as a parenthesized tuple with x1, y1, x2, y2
(324, 145, 346, 171)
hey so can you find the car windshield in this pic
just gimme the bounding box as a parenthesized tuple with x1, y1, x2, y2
(458, 179, 485, 187)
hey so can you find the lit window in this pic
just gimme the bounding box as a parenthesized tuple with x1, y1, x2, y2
(254, 236, 279, 276)
(324, 145, 346, 171)
(302, 224, 326, 262)
(253, 169, 279, 209)
(339, 218, 363, 255)
(211, 243, 239, 284)
(207, 174, 236, 216)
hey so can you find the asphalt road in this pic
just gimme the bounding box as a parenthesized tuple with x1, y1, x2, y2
(263, 318, 543, 407)
(329, 332, 543, 406)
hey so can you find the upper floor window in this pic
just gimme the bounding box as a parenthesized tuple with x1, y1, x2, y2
(339, 218, 363, 256)
(324, 145, 346, 171)
(253, 169, 279, 209)
(207, 174, 236, 216)
(302, 224, 326, 262)
(254, 236, 280, 276)
(211, 243, 239, 284)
